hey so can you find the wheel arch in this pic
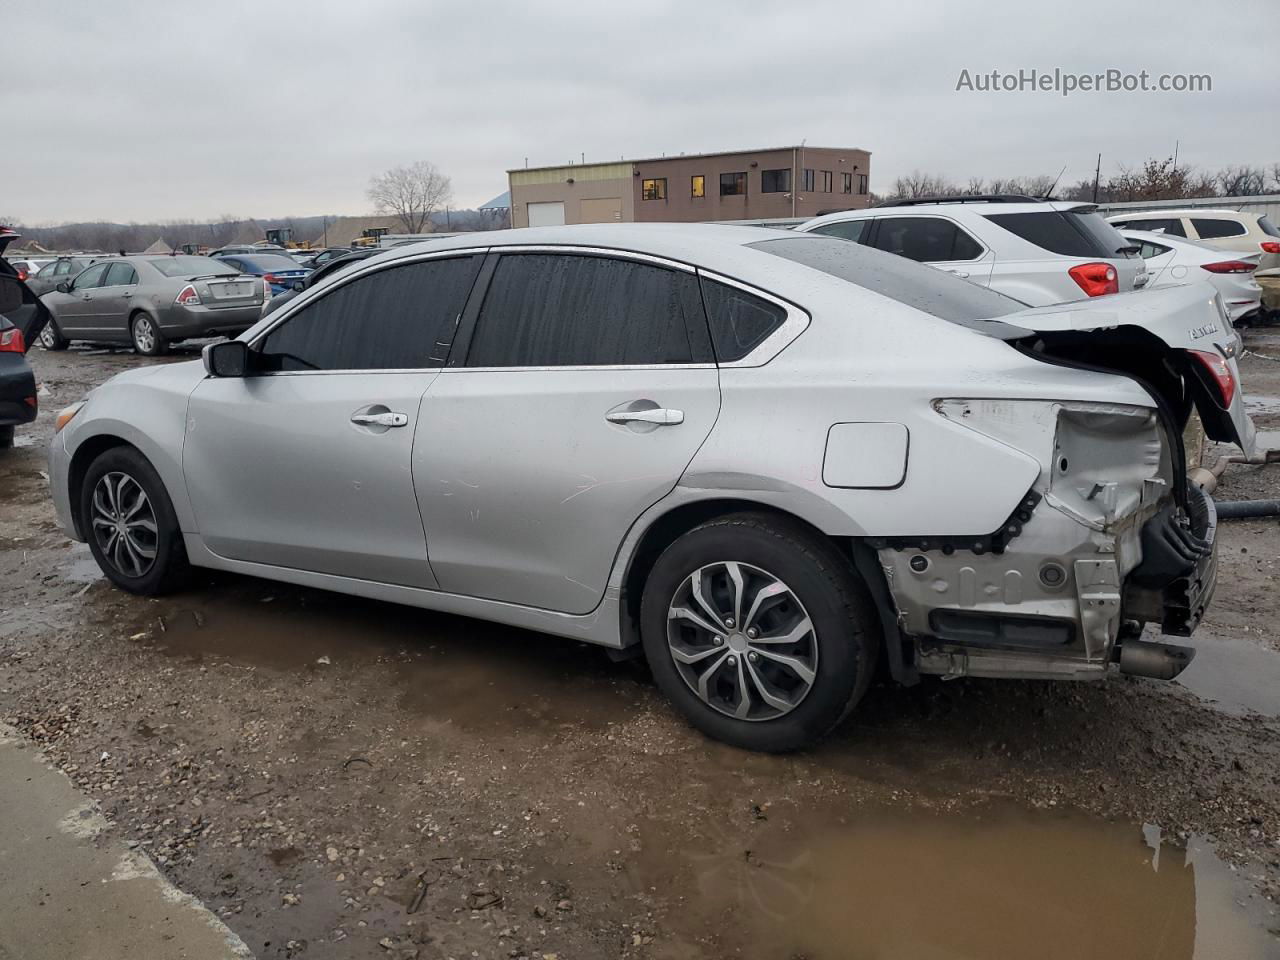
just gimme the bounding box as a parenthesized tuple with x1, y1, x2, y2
(67, 434, 138, 540)
(617, 496, 896, 659)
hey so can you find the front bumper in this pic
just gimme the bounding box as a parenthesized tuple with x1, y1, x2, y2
(47, 431, 78, 539)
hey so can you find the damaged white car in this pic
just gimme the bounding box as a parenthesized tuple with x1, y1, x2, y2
(47, 225, 1253, 751)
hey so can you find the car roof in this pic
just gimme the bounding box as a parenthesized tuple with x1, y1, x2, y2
(1108, 209, 1255, 220)
(798, 200, 1092, 229)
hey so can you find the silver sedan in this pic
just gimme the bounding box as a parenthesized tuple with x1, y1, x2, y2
(46, 224, 1247, 750)
(40, 255, 267, 355)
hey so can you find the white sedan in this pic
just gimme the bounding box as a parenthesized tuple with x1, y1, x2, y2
(1122, 228, 1262, 324)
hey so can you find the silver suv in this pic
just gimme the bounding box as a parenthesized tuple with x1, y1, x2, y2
(48, 225, 1251, 751)
(797, 196, 1148, 306)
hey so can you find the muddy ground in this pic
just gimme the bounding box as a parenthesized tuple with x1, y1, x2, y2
(3, 335, 1280, 959)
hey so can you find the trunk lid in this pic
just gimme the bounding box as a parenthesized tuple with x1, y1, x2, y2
(195, 274, 265, 308)
(1000, 283, 1256, 456)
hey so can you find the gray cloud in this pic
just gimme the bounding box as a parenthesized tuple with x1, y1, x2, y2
(8, 0, 1278, 223)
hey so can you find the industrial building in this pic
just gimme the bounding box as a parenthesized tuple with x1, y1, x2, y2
(508, 145, 872, 228)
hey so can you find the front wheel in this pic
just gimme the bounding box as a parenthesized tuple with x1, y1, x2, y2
(80, 446, 189, 594)
(130, 312, 168, 356)
(640, 512, 877, 752)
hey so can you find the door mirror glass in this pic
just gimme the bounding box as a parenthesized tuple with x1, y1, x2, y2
(203, 339, 250, 378)
(56, 281, 70, 294)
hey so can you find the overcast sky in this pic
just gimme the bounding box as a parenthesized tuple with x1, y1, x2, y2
(8, 0, 1278, 224)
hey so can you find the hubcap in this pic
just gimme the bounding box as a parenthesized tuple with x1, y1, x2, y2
(666, 561, 818, 721)
(90, 472, 158, 578)
(134, 317, 154, 352)
(40, 325, 55, 347)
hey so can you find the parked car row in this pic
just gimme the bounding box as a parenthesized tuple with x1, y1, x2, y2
(37, 222, 1252, 751)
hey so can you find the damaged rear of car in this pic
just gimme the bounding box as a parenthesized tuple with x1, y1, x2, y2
(757, 236, 1248, 690)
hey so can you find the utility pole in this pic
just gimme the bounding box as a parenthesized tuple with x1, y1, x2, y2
(1092, 153, 1102, 203)
(1172, 139, 1179, 172)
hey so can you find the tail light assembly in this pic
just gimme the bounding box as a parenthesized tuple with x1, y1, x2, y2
(0, 327, 25, 353)
(174, 284, 201, 306)
(1189, 349, 1237, 408)
(15, 267, 28, 282)
(1068, 262, 1119, 297)
(1260, 241, 1280, 255)
(262, 273, 279, 286)
(1201, 260, 1257, 274)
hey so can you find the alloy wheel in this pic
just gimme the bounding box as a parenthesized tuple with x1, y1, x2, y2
(132, 316, 155, 353)
(666, 561, 818, 721)
(90, 471, 158, 578)
(39, 325, 56, 348)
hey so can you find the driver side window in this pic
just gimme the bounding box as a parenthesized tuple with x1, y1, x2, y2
(72, 263, 110, 290)
(257, 255, 481, 372)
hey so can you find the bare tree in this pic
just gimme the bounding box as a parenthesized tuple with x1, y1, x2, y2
(1215, 165, 1267, 197)
(367, 161, 453, 234)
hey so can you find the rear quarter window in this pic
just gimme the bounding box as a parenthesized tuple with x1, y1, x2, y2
(984, 210, 1128, 258)
(1191, 218, 1248, 239)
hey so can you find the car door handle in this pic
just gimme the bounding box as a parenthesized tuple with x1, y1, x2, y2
(606, 408, 684, 425)
(945, 269, 970, 279)
(351, 412, 408, 427)
(123, 291, 133, 298)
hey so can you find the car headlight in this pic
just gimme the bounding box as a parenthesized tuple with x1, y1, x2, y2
(55, 401, 85, 433)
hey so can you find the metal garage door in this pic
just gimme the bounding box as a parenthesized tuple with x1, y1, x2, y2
(527, 202, 566, 227)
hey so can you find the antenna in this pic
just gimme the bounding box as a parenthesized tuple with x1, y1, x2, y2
(1044, 164, 1068, 199)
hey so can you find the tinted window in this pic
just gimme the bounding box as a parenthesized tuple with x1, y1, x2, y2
(870, 217, 983, 262)
(720, 172, 747, 197)
(105, 262, 137, 286)
(748, 235, 1025, 324)
(761, 168, 791, 193)
(809, 219, 868, 243)
(258, 256, 480, 371)
(467, 254, 700, 367)
(1191, 218, 1247, 239)
(1115, 217, 1187, 238)
(72, 263, 110, 290)
(1137, 240, 1172, 259)
(985, 210, 1128, 258)
(150, 256, 235, 277)
(236, 254, 303, 272)
(699, 279, 786, 362)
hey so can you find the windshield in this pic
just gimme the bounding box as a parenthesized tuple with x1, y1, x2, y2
(150, 255, 237, 278)
(747, 235, 1027, 327)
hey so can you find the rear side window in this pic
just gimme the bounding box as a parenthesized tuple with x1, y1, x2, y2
(258, 256, 480, 371)
(699, 279, 787, 362)
(868, 217, 984, 262)
(985, 210, 1128, 258)
(1116, 217, 1187, 238)
(809, 219, 869, 243)
(466, 254, 701, 367)
(105, 262, 137, 285)
(1191, 218, 1247, 239)
(747, 235, 1025, 323)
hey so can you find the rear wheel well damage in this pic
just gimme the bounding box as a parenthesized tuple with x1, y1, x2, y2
(618, 498, 906, 679)
(67, 435, 138, 539)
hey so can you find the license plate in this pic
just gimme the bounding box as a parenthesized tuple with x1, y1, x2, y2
(212, 282, 250, 298)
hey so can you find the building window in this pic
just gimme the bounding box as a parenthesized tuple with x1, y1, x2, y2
(802, 168, 815, 192)
(691, 175, 705, 198)
(761, 168, 791, 193)
(857, 174, 869, 194)
(821, 170, 833, 192)
(842, 172, 852, 194)
(642, 178, 667, 201)
(720, 172, 747, 196)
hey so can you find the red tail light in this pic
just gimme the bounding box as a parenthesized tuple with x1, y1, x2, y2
(1189, 349, 1236, 408)
(1260, 241, 1280, 254)
(1201, 260, 1257, 274)
(262, 273, 279, 285)
(16, 267, 28, 282)
(174, 284, 201, 306)
(0, 327, 25, 353)
(1068, 262, 1119, 297)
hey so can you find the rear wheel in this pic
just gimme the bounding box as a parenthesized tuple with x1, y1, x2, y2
(640, 512, 877, 752)
(130, 312, 167, 356)
(80, 446, 188, 594)
(39, 321, 69, 350)
(0, 426, 13, 449)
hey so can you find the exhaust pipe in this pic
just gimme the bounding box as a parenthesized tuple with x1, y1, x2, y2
(1117, 638, 1196, 681)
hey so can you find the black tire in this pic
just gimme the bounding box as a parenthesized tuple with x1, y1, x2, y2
(0, 426, 13, 449)
(80, 446, 189, 595)
(639, 512, 877, 752)
(39, 320, 69, 351)
(130, 311, 168, 356)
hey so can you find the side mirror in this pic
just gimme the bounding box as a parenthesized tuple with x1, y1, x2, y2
(203, 339, 251, 378)
(292, 280, 305, 292)
(56, 281, 70, 294)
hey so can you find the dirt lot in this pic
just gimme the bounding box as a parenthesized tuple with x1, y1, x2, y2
(3, 337, 1280, 959)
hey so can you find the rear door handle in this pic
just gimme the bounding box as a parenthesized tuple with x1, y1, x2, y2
(944, 269, 970, 279)
(606, 408, 684, 425)
(351, 412, 408, 427)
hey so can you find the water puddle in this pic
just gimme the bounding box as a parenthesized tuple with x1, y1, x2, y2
(119, 575, 643, 731)
(1176, 626, 1280, 716)
(1252, 428, 1280, 451)
(635, 805, 1279, 959)
(1245, 394, 1280, 417)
